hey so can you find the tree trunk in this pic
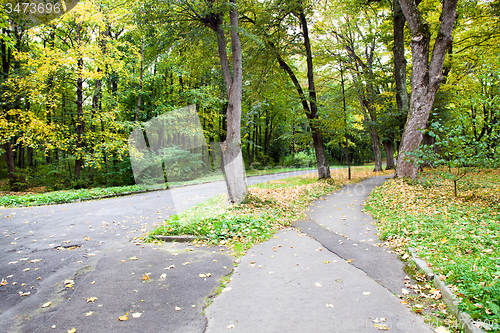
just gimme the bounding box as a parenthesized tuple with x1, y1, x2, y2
(392, 0, 410, 166)
(396, 0, 458, 178)
(136, 35, 144, 121)
(205, 0, 248, 203)
(75, 24, 84, 179)
(393, 0, 410, 118)
(3, 142, 18, 191)
(383, 139, 395, 170)
(18, 144, 25, 169)
(298, 10, 331, 179)
(27, 146, 34, 168)
(369, 128, 383, 172)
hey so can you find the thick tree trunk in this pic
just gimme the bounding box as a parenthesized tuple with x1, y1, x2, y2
(383, 139, 395, 170)
(205, 0, 247, 203)
(396, 0, 458, 178)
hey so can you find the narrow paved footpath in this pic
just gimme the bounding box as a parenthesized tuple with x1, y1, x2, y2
(0, 170, 314, 333)
(205, 176, 433, 333)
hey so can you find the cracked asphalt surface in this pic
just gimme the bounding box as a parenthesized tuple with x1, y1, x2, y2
(0, 170, 316, 333)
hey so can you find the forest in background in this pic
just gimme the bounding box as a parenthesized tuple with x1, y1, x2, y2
(1, 0, 499, 192)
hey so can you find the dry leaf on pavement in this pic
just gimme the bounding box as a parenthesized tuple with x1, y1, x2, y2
(118, 314, 128, 321)
(132, 313, 142, 318)
(41, 301, 51, 308)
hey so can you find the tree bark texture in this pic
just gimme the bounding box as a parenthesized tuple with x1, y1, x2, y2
(393, 0, 410, 118)
(396, 0, 458, 178)
(204, 0, 248, 203)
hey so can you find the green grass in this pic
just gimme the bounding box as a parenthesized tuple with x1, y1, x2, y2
(364, 169, 500, 332)
(0, 184, 155, 207)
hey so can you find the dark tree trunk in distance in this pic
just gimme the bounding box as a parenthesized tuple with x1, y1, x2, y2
(75, 23, 84, 179)
(383, 139, 395, 170)
(3, 142, 18, 191)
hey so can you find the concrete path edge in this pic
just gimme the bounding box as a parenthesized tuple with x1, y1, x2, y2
(408, 247, 487, 333)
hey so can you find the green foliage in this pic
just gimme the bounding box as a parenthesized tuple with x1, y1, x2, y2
(282, 150, 316, 167)
(407, 113, 500, 196)
(149, 213, 275, 244)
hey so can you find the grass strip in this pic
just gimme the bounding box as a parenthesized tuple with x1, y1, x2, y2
(364, 169, 500, 332)
(0, 184, 155, 207)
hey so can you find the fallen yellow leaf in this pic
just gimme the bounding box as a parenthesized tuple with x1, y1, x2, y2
(41, 301, 51, 308)
(87, 297, 97, 303)
(118, 314, 128, 321)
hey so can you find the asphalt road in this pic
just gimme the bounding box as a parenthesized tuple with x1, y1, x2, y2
(0, 169, 318, 333)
